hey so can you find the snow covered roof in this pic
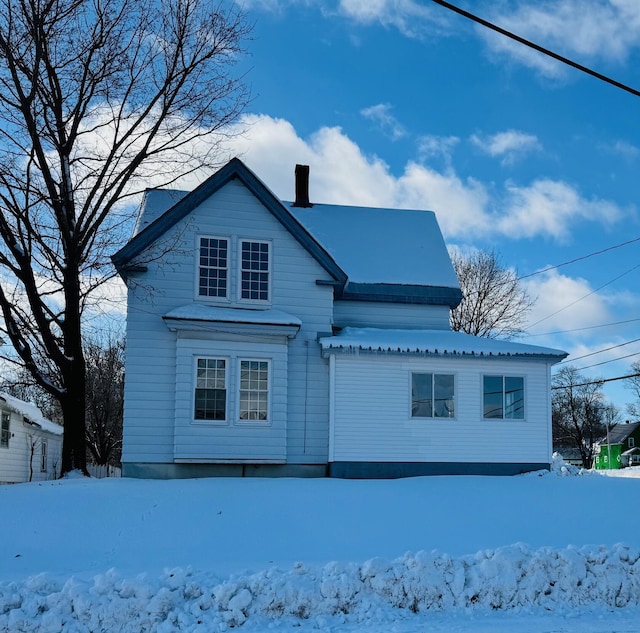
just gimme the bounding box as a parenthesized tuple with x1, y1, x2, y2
(319, 327, 568, 360)
(133, 188, 189, 236)
(117, 159, 461, 306)
(287, 203, 459, 288)
(163, 304, 302, 327)
(0, 392, 63, 436)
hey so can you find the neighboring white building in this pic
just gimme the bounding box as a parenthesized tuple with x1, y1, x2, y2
(0, 393, 63, 483)
(112, 158, 567, 479)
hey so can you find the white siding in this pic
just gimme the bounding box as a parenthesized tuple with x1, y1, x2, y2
(0, 412, 62, 483)
(334, 301, 451, 330)
(329, 353, 553, 464)
(123, 180, 334, 467)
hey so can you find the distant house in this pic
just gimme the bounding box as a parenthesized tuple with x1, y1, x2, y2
(0, 393, 63, 483)
(594, 422, 640, 470)
(112, 158, 567, 479)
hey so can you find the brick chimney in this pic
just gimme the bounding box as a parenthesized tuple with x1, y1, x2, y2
(293, 164, 312, 208)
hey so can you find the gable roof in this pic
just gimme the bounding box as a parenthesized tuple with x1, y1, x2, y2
(112, 158, 346, 283)
(600, 422, 640, 445)
(112, 158, 462, 306)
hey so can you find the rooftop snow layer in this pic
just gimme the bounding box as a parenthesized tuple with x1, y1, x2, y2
(163, 304, 302, 327)
(319, 327, 567, 358)
(288, 202, 459, 288)
(0, 392, 63, 435)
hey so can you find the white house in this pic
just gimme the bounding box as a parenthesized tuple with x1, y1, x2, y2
(113, 158, 567, 479)
(0, 392, 63, 483)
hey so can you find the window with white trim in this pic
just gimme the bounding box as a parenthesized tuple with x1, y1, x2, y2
(41, 440, 47, 472)
(239, 360, 269, 421)
(198, 237, 228, 298)
(411, 373, 455, 418)
(194, 358, 227, 420)
(629, 437, 635, 448)
(1, 411, 9, 448)
(240, 240, 269, 302)
(483, 376, 524, 419)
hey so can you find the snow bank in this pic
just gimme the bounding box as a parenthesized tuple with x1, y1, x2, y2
(3, 543, 640, 632)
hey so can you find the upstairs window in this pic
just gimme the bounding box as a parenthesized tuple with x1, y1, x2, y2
(483, 376, 524, 419)
(199, 237, 228, 298)
(195, 358, 227, 420)
(411, 373, 455, 418)
(239, 360, 269, 421)
(1, 411, 9, 447)
(240, 240, 269, 302)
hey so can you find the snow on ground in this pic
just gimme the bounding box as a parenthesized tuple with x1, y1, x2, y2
(2, 458, 640, 632)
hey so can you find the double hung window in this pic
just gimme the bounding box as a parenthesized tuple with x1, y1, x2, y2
(198, 237, 228, 298)
(411, 373, 455, 418)
(41, 441, 47, 472)
(483, 376, 524, 419)
(239, 360, 269, 421)
(240, 240, 269, 302)
(195, 358, 227, 420)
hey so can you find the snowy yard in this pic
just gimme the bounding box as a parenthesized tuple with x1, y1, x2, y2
(2, 460, 640, 632)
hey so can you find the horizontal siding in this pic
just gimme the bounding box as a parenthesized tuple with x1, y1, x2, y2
(123, 179, 334, 466)
(334, 301, 450, 330)
(0, 413, 61, 483)
(330, 354, 552, 464)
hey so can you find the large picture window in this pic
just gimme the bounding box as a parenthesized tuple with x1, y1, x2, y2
(240, 240, 269, 301)
(1, 411, 9, 447)
(195, 358, 227, 420)
(239, 360, 269, 421)
(198, 237, 228, 298)
(483, 376, 524, 419)
(411, 373, 455, 418)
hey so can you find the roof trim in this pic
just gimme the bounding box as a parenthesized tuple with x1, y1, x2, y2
(338, 282, 463, 307)
(112, 158, 347, 284)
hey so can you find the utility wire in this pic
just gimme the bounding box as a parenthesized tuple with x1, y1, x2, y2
(559, 338, 640, 365)
(551, 372, 640, 390)
(430, 0, 640, 98)
(573, 350, 640, 372)
(526, 262, 640, 330)
(518, 236, 640, 280)
(523, 317, 640, 338)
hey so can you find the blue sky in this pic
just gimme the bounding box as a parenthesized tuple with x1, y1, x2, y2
(199, 1, 640, 412)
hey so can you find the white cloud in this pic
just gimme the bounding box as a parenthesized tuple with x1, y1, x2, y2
(228, 114, 627, 241)
(361, 103, 407, 141)
(480, 1, 640, 78)
(523, 270, 613, 335)
(470, 130, 541, 165)
(609, 139, 640, 160)
(498, 179, 625, 240)
(417, 134, 460, 162)
(337, 0, 448, 38)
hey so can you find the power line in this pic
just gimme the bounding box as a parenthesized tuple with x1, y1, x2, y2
(518, 236, 640, 280)
(551, 372, 640, 390)
(572, 350, 640, 372)
(523, 317, 640, 338)
(559, 338, 640, 365)
(526, 262, 640, 330)
(430, 0, 640, 98)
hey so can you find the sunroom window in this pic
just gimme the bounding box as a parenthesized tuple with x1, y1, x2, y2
(411, 373, 455, 418)
(483, 376, 524, 419)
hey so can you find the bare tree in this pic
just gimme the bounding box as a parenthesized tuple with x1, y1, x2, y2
(84, 335, 123, 466)
(552, 366, 616, 468)
(450, 249, 534, 339)
(0, 0, 251, 475)
(624, 360, 640, 418)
